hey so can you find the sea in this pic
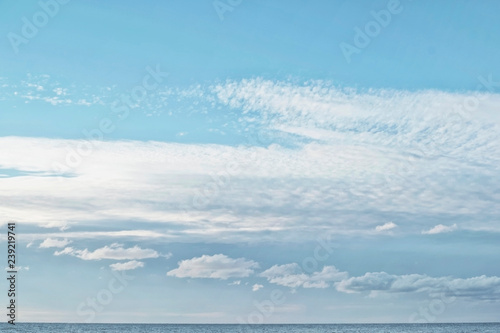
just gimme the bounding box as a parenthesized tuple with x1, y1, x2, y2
(0, 323, 499, 333)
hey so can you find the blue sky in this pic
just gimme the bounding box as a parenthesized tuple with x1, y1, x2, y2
(1, 0, 500, 324)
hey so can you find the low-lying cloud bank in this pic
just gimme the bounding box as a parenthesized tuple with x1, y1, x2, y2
(167, 254, 500, 301)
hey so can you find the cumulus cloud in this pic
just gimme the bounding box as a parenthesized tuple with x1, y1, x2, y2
(260, 263, 348, 289)
(54, 243, 159, 260)
(257, 261, 500, 300)
(336, 272, 395, 293)
(167, 254, 259, 280)
(109, 260, 144, 271)
(375, 222, 397, 232)
(39, 238, 72, 248)
(53, 247, 74, 256)
(422, 224, 458, 235)
(252, 284, 264, 291)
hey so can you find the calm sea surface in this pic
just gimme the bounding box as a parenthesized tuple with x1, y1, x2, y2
(0, 323, 499, 332)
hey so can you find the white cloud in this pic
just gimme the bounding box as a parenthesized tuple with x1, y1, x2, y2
(24, 230, 170, 241)
(54, 247, 74, 256)
(375, 222, 397, 232)
(260, 263, 348, 289)
(53, 87, 67, 96)
(228, 280, 241, 286)
(336, 272, 395, 294)
(54, 243, 159, 260)
(167, 254, 259, 280)
(1, 135, 497, 240)
(335, 271, 500, 300)
(422, 224, 458, 235)
(1, 79, 499, 241)
(259, 263, 500, 300)
(109, 260, 144, 271)
(39, 238, 72, 248)
(162, 252, 173, 259)
(252, 284, 264, 291)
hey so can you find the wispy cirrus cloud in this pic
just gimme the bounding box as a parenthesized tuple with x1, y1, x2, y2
(1, 79, 499, 242)
(23, 230, 171, 241)
(1, 74, 106, 107)
(0, 74, 205, 116)
(53, 243, 159, 261)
